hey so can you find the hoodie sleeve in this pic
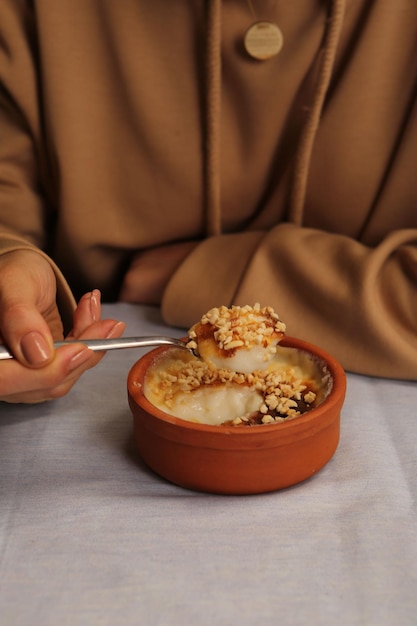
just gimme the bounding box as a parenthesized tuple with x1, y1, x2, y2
(162, 223, 417, 380)
(0, 1, 76, 330)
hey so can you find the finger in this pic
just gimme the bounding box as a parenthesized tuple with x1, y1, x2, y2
(55, 319, 126, 391)
(0, 255, 57, 367)
(0, 300, 55, 367)
(67, 289, 102, 339)
(0, 318, 126, 403)
(64, 318, 126, 369)
(0, 343, 93, 401)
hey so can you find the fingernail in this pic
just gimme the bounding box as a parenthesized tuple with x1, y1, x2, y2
(20, 332, 52, 366)
(68, 348, 92, 372)
(90, 289, 101, 321)
(106, 321, 126, 338)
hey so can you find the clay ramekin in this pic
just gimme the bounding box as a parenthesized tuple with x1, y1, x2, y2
(127, 337, 346, 495)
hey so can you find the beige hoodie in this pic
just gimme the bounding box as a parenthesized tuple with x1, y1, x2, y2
(0, 0, 417, 378)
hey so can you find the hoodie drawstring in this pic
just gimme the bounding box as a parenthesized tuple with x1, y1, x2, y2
(288, 0, 346, 224)
(205, 0, 346, 234)
(205, 0, 222, 236)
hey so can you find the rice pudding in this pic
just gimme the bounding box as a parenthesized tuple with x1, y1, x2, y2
(143, 305, 332, 427)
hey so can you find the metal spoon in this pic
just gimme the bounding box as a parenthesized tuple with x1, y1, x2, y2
(0, 336, 193, 361)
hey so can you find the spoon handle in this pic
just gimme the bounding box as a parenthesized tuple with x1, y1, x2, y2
(0, 336, 188, 361)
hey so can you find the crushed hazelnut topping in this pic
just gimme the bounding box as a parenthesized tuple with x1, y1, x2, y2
(186, 303, 286, 356)
(144, 305, 331, 428)
(150, 351, 321, 426)
(304, 391, 317, 404)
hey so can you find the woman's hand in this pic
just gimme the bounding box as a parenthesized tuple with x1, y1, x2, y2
(0, 250, 125, 403)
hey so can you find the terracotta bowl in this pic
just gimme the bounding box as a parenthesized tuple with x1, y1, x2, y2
(127, 337, 346, 495)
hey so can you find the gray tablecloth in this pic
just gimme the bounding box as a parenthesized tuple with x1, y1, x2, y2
(1, 303, 416, 626)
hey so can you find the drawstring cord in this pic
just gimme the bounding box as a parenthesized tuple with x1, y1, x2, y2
(288, 0, 346, 224)
(205, 0, 222, 236)
(204, 0, 346, 233)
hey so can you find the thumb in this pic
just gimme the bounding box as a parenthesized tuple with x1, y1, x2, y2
(1, 300, 55, 368)
(0, 254, 57, 368)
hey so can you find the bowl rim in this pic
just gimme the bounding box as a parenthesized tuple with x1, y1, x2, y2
(128, 335, 347, 437)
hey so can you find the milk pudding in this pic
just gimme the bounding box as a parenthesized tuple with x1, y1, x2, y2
(143, 305, 332, 427)
(187, 304, 286, 373)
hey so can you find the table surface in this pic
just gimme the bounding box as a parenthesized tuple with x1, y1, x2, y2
(1, 303, 416, 626)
